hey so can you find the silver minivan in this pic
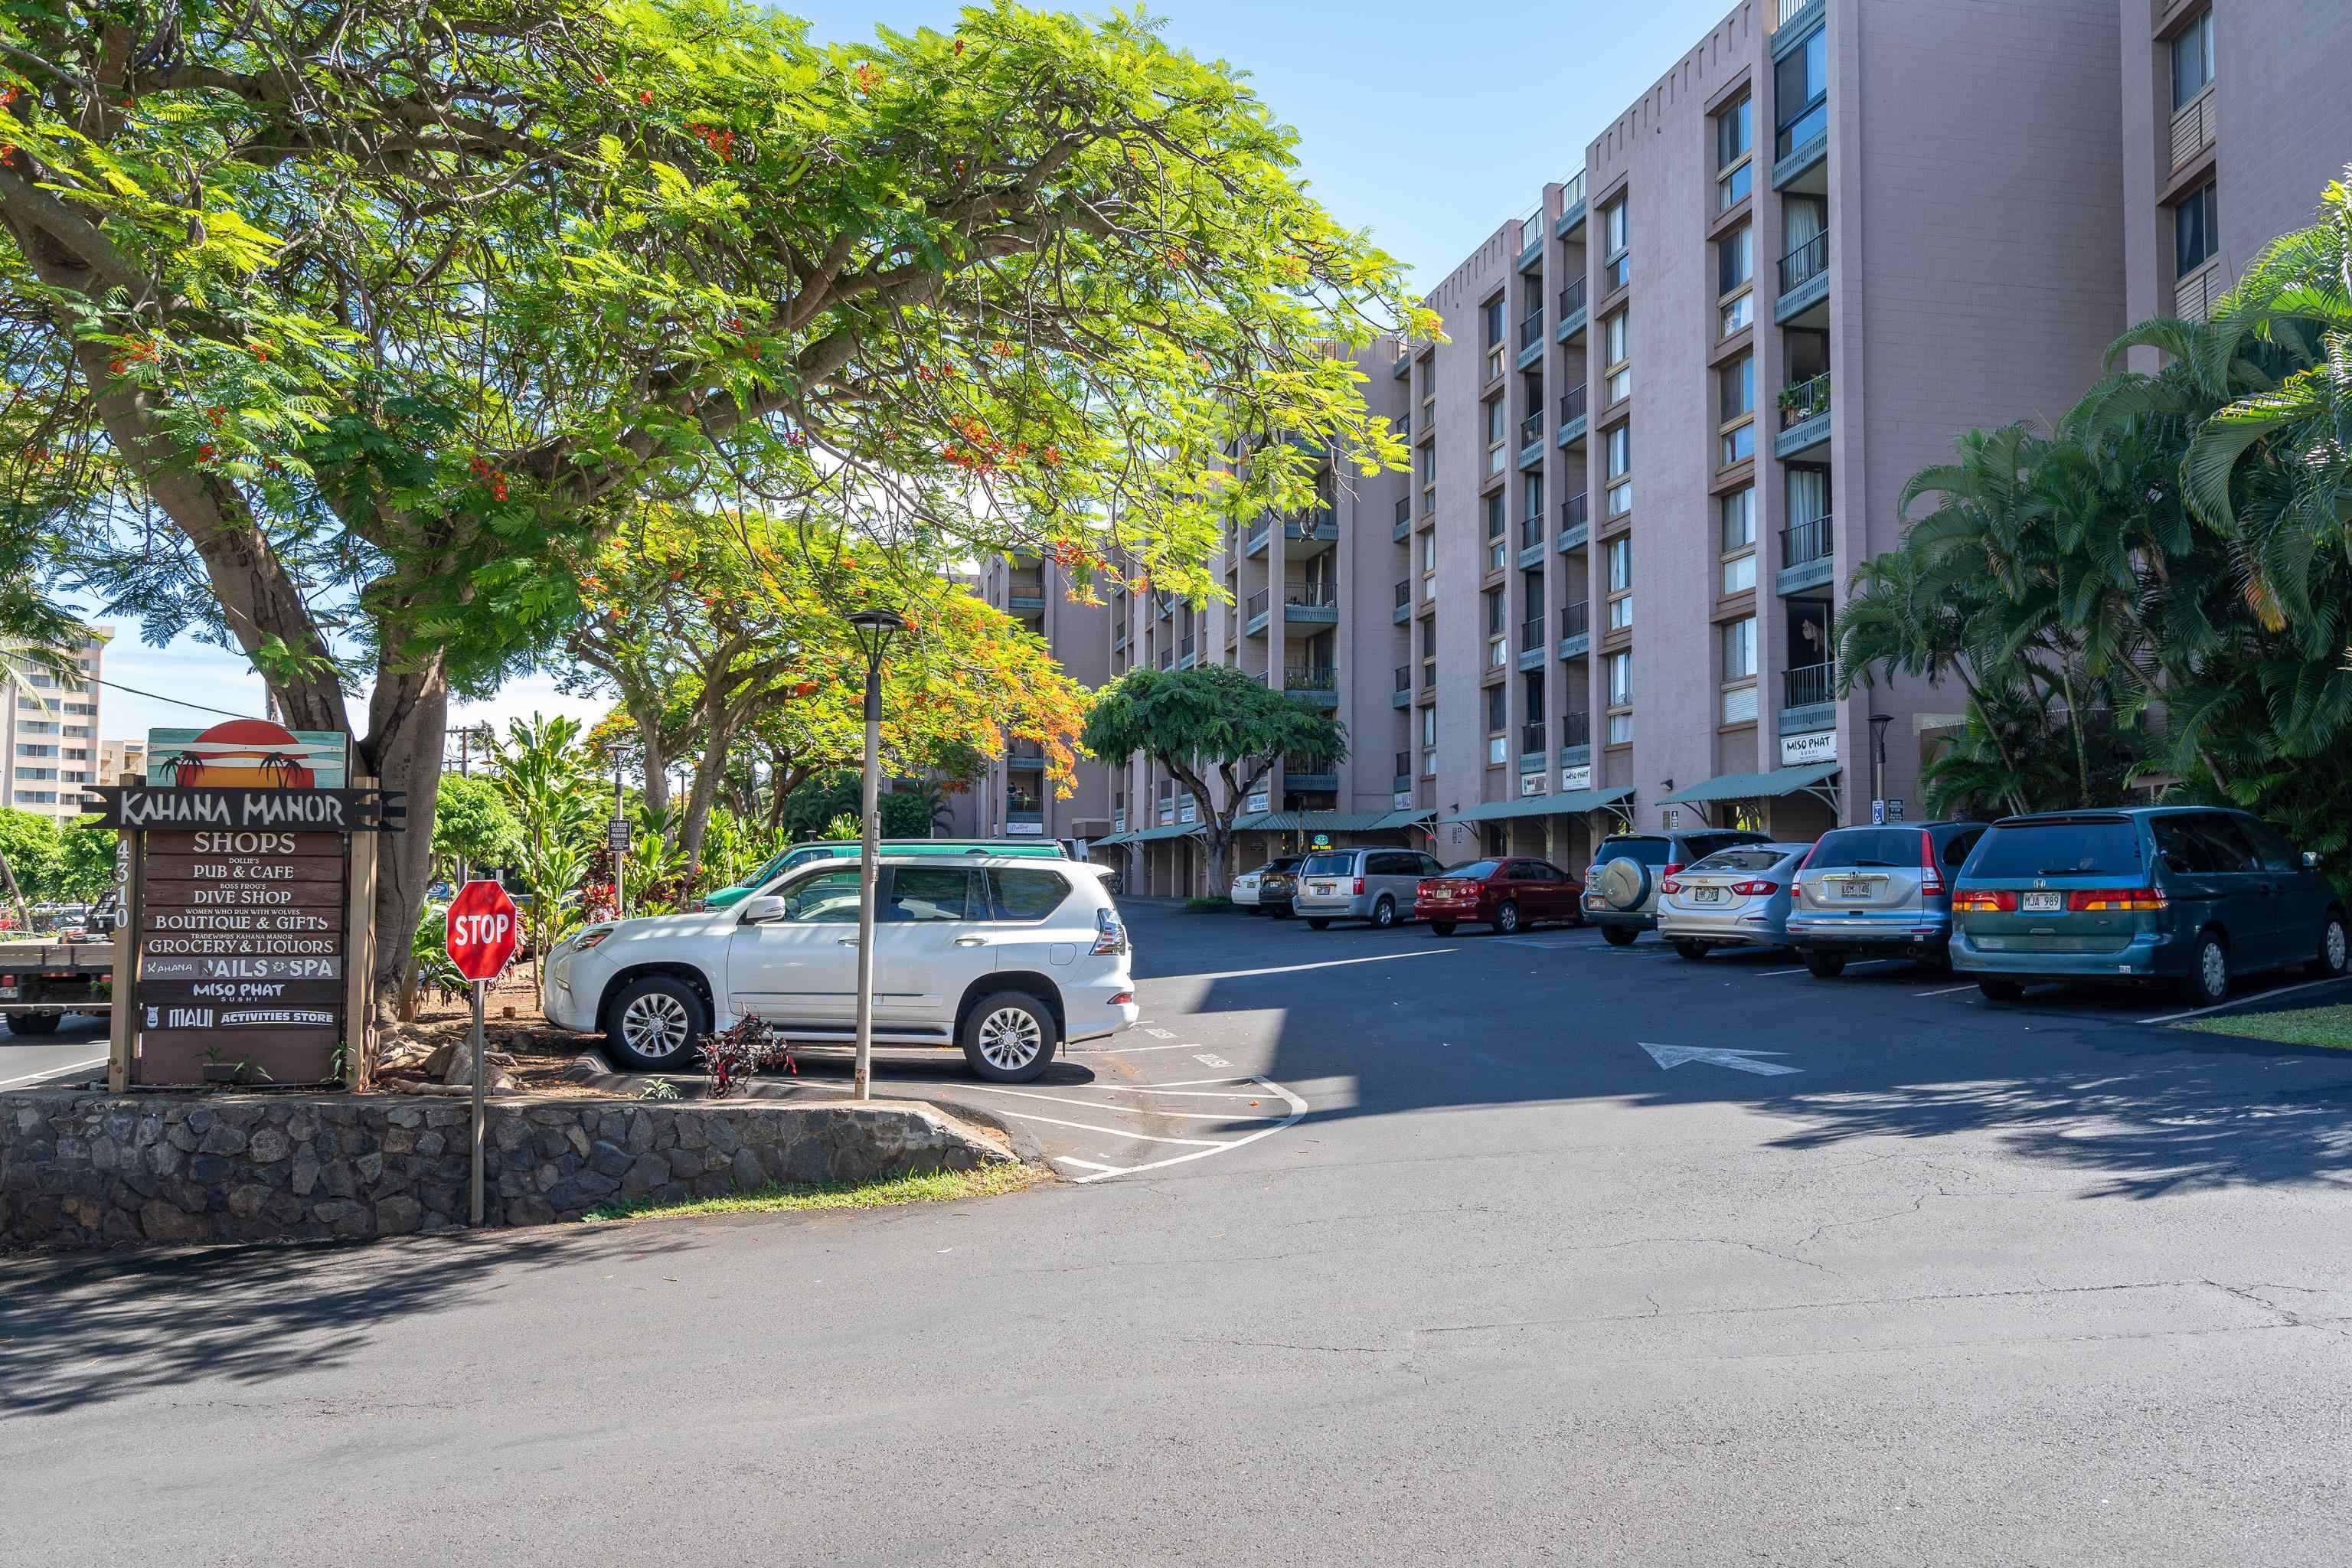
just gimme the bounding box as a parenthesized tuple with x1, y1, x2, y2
(1787, 821, 1988, 976)
(1294, 848, 1449, 929)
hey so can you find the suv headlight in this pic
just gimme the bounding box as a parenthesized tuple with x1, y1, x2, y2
(568, 926, 616, 956)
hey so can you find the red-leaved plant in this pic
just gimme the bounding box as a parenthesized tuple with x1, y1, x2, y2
(698, 1013, 795, 1099)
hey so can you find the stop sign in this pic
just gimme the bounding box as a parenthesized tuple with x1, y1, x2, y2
(445, 880, 520, 982)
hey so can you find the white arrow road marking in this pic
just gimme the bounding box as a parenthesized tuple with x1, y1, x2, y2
(1638, 1042, 1802, 1076)
(1192, 1053, 1231, 1068)
(1143, 1027, 1178, 1039)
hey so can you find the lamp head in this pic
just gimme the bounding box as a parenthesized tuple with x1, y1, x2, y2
(844, 608, 909, 667)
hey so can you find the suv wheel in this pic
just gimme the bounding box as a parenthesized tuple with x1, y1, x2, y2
(962, 991, 1057, 1083)
(1494, 901, 1520, 935)
(1804, 951, 1845, 979)
(1429, 920, 1458, 937)
(5, 1010, 61, 1036)
(1600, 925, 1637, 948)
(1305, 917, 1331, 931)
(1673, 939, 1710, 962)
(1371, 896, 1397, 929)
(605, 975, 707, 1070)
(2182, 931, 2230, 1007)
(2310, 910, 2350, 980)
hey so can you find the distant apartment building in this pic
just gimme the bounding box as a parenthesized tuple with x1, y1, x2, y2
(2, 629, 107, 819)
(951, 553, 1115, 845)
(98, 737, 147, 786)
(1011, 0, 2340, 896)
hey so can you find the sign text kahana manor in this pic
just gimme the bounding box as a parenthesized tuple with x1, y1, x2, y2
(99, 788, 368, 829)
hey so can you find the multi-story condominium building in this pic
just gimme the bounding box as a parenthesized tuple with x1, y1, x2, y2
(3, 628, 108, 820)
(2118, 0, 2352, 355)
(985, 0, 2343, 897)
(952, 553, 1115, 846)
(98, 737, 147, 786)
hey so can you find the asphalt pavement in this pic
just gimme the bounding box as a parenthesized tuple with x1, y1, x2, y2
(9, 903, 2352, 1564)
(0, 1011, 111, 1089)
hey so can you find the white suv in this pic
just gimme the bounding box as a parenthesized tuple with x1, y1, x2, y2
(542, 856, 1137, 1083)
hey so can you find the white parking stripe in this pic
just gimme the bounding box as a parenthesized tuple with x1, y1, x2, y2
(1067, 1077, 1311, 1185)
(0, 1056, 106, 1089)
(952, 1083, 1286, 1122)
(1051, 1156, 1120, 1174)
(1096, 1040, 1214, 1055)
(978, 1109, 1230, 1147)
(1915, 984, 1978, 996)
(2137, 973, 2352, 1025)
(1181, 950, 1455, 982)
(1759, 967, 1808, 977)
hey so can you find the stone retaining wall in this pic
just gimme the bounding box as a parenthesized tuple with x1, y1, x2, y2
(0, 1091, 1011, 1249)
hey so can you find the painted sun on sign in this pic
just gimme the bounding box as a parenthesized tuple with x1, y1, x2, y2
(147, 720, 350, 789)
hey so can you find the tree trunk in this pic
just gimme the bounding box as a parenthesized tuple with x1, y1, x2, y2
(678, 708, 740, 875)
(636, 704, 671, 816)
(358, 655, 450, 1048)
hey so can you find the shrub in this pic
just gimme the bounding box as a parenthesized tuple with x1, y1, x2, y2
(697, 1013, 795, 1098)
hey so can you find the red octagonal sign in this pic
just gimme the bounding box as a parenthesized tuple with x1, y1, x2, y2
(446, 880, 521, 982)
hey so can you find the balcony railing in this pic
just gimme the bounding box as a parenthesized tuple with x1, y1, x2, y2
(1285, 753, 1336, 776)
(1005, 572, 1046, 599)
(1775, 0, 1809, 25)
(1521, 722, 1546, 754)
(1560, 384, 1588, 426)
(1558, 277, 1586, 320)
(1394, 750, 1411, 778)
(1784, 661, 1835, 708)
(1561, 491, 1589, 530)
(1283, 665, 1337, 691)
(1394, 665, 1410, 695)
(1779, 232, 1827, 294)
(1157, 650, 1172, 670)
(1005, 794, 1043, 816)
(1520, 515, 1544, 551)
(1518, 309, 1544, 350)
(1520, 408, 1544, 447)
(1560, 710, 1592, 748)
(1246, 588, 1269, 622)
(2171, 87, 2216, 172)
(1394, 496, 1410, 525)
(1518, 209, 1544, 253)
(1559, 601, 1590, 640)
(1520, 615, 1545, 652)
(1779, 371, 1831, 428)
(1782, 514, 1833, 567)
(1245, 519, 1272, 551)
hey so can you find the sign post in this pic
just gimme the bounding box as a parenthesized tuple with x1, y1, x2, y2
(445, 879, 520, 1226)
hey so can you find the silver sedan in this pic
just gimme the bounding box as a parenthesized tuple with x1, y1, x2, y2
(1655, 842, 1813, 960)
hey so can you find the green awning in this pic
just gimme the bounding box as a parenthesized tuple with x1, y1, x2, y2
(1094, 830, 1135, 847)
(1371, 806, 1436, 830)
(1659, 763, 1839, 805)
(1230, 810, 1401, 833)
(1441, 786, 1634, 826)
(1121, 822, 1204, 843)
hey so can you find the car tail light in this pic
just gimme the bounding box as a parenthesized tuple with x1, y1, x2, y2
(1953, 890, 2016, 913)
(1918, 830, 1944, 897)
(1353, 877, 1365, 895)
(2069, 887, 2168, 911)
(1730, 880, 1779, 896)
(1661, 863, 1683, 880)
(1659, 877, 1683, 896)
(1090, 908, 1129, 955)
(1109, 991, 1133, 1006)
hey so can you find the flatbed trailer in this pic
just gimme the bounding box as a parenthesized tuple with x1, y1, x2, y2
(0, 936, 113, 1035)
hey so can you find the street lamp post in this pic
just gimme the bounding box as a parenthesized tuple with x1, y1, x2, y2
(844, 608, 908, 1101)
(1869, 712, 1895, 823)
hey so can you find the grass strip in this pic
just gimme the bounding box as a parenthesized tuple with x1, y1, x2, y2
(580, 1161, 1044, 1222)
(2177, 1004, 2352, 1050)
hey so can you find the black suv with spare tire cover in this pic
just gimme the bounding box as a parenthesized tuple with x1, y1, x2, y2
(1583, 830, 1775, 946)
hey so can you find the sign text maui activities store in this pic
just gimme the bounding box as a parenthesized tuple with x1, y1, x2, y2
(83, 720, 403, 1089)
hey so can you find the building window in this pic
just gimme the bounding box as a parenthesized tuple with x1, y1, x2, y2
(1774, 25, 1828, 158)
(1720, 485, 1756, 594)
(1485, 490, 1507, 572)
(2174, 179, 2219, 277)
(1716, 93, 1753, 212)
(1485, 684, 1508, 766)
(1600, 195, 1629, 291)
(1485, 587, 1507, 667)
(1606, 536, 1633, 631)
(1717, 224, 1753, 336)
(2171, 10, 2213, 111)
(1606, 652, 1633, 746)
(1602, 309, 1630, 405)
(1605, 423, 1631, 482)
(1720, 616, 1758, 724)
(1718, 354, 1755, 467)
(1522, 472, 1544, 520)
(1484, 395, 1507, 474)
(1483, 293, 1507, 379)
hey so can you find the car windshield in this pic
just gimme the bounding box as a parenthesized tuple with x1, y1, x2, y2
(1263, 858, 1302, 874)
(1807, 828, 1922, 869)
(1447, 861, 1504, 880)
(1967, 818, 2143, 878)
(1690, 848, 1787, 873)
(1597, 838, 1671, 866)
(1303, 854, 1354, 876)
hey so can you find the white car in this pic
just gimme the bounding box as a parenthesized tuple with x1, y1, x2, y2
(542, 856, 1137, 1083)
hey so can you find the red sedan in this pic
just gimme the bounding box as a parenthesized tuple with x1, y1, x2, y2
(1415, 858, 1586, 936)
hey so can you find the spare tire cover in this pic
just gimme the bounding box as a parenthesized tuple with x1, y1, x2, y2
(1596, 856, 1651, 911)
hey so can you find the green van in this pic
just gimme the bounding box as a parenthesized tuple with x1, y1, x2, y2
(698, 839, 1072, 908)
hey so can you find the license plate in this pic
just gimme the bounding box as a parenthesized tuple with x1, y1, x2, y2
(1838, 879, 1872, 898)
(1311, 882, 1334, 895)
(2022, 890, 2063, 913)
(1690, 887, 1724, 903)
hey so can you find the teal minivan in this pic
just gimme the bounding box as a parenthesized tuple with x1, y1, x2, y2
(698, 839, 1071, 909)
(1950, 807, 2347, 1004)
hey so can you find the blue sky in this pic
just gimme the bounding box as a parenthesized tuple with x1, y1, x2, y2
(102, 0, 1734, 748)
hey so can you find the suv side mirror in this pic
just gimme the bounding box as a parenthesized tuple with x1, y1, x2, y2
(2303, 851, 2324, 870)
(739, 894, 786, 924)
